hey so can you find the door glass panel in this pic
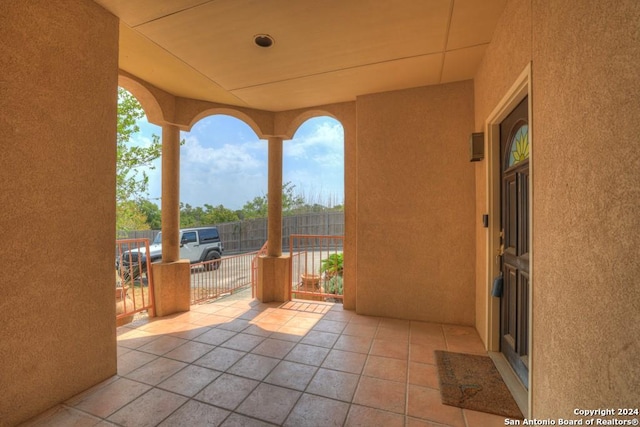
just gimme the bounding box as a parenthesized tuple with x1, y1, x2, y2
(508, 124, 529, 167)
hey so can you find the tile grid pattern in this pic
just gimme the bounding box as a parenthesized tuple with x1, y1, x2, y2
(23, 291, 508, 427)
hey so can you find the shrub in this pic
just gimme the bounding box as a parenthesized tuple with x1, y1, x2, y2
(325, 275, 344, 295)
(320, 253, 343, 278)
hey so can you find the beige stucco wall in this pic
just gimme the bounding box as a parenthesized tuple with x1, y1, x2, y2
(530, 0, 640, 415)
(0, 1, 119, 425)
(473, 0, 640, 416)
(355, 82, 476, 324)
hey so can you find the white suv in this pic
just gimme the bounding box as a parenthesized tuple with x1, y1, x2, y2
(119, 227, 224, 273)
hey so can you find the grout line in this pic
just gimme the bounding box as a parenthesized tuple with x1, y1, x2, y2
(405, 321, 413, 422)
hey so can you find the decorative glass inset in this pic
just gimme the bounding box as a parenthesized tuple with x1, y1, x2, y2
(508, 124, 529, 167)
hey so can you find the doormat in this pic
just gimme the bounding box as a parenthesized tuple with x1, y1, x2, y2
(435, 350, 523, 419)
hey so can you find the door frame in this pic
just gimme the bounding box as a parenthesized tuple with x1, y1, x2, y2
(484, 64, 533, 415)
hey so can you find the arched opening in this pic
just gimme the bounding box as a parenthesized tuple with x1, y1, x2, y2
(116, 87, 163, 236)
(286, 116, 345, 213)
(114, 93, 349, 313)
(286, 115, 346, 303)
(114, 86, 164, 327)
(179, 114, 265, 224)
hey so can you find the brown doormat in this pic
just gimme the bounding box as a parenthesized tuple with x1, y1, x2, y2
(435, 350, 523, 419)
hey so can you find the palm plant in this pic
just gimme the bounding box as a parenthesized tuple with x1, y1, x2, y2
(321, 253, 344, 295)
(320, 253, 343, 278)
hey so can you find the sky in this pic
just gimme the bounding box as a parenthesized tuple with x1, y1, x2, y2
(133, 115, 344, 211)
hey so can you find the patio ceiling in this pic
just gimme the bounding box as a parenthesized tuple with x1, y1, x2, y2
(95, 0, 507, 112)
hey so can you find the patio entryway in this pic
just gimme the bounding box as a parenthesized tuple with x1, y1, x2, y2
(24, 289, 507, 427)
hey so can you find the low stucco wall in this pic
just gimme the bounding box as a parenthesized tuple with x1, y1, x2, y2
(355, 81, 476, 325)
(0, 1, 119, 424)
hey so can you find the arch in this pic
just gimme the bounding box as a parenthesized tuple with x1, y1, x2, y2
(187, 108, 264, 139)
(117, 73, 165, 125)
(286, 115, 345, 202)
(286, 115, 345, 205)
(273, 103, 355, 309)
(283, 109, 342, 139)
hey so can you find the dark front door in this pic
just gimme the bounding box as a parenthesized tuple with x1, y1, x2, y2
(500, 97, 530, 388)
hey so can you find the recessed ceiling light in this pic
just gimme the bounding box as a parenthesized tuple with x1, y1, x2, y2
(254, 34, 274, 48)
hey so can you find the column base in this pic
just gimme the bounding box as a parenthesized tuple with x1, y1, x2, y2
(151, 260, 191, 317)
(257, 256, 291, 303)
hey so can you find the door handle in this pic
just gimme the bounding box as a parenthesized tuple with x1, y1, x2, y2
(496, 228, 505, 264)
(496, 243, 505, 265)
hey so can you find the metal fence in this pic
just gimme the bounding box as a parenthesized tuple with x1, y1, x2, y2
(251, 242, 269, 298)
(119, 211, 344, 254)
(289, 234, 345, 303)
(116, 213, 345, 308)
(115, 239, 154, 324)
(190, 251, 258, 304)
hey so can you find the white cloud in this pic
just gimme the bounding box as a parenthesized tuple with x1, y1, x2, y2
(282, 118, 345, 205)
(285, 120, 344, 167)
(135, 115, 344, 210)
(181, 136, 263, 174)
(178, 135, 267, 209)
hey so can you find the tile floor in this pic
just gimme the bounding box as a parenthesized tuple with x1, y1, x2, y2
(23, 290, 511, 427)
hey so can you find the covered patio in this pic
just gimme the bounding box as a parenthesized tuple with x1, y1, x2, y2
(2, 0, 638, 425)
(24, 290, 503, 427)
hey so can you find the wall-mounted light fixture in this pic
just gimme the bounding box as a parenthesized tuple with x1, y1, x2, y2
(469, 132, 484, 162)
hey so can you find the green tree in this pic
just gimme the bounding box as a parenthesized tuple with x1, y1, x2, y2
(203, 204, 240, 224)
(118, 200, 150, 233)
(282, 182, 306, 215)
(116, 87, 162, 235)
(240, 182, 306, 219)
(137, 199, 162, 229)
(180, 203, 240, 226)
(179, 203, 205, 228)
(240, 196, 268, 219)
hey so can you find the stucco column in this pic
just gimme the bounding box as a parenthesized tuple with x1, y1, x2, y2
(257, 137, 290, 302)
(152, 123, 190, 316)
(267, 137, 283, 256)
(161, 124, 180, 262)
